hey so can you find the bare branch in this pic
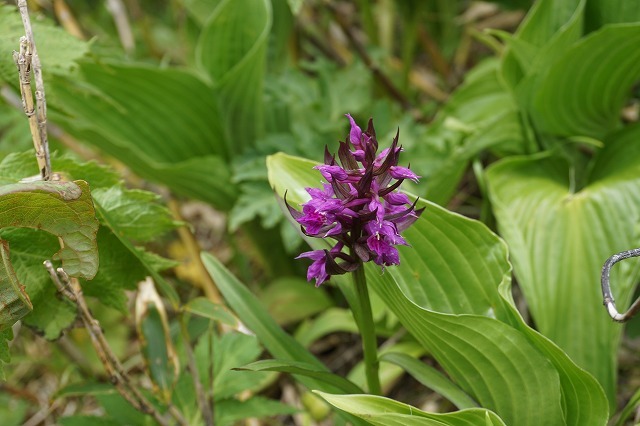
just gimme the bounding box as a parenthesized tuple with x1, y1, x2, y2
(14, 0, 52, 180)
(45, 263, 188, 426)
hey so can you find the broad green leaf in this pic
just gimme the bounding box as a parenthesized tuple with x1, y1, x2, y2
(486, 125, 640, 406)
(380, 352, 477, 410)
(415, 59, 522, 205)
(196, 0, 271, 153)
(585, 0, 640, 32)
(315, 392, 506, 426)
(201, 252, 368, 426)
(182, 297, 239, 327)
(183, 0, 223, 26)
(50, 62, 236, 210)
(260, 277, 333, 325)
(294, 308, 358, 348)
(501, 0, 583, 90)
(347, 342, 426, 395)
(531, 24, 640, 139)
(267, 152, 609, 426)
(0, 4, 89, 83)
(237, 359, 364, 394)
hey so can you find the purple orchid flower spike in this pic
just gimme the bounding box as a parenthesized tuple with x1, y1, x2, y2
(286, 114, 425, 285)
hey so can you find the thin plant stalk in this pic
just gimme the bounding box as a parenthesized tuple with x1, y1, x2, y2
(14, 0, 52, 180)
(352, 264, 381, 395)
(45, 262, 188, 426)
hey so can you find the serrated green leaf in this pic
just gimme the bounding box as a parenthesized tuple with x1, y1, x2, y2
(196, 0, 271, 153)
(0, 4, 89, 83)
(0, 180, 98, 278)
(315, 392, 506, 426)
(237, 359, 364, 394)
(93, 199, 180, 309)
(92, 187, 180, 243)
(228, 181, 282, 232)
(267, 152, 609, 426)
(0, 228, 75, 338)
(215, 396, 298, 426)
(196, 332, 272, 400)
(486, 124, 640, 406)
(0, 151, 120, 189)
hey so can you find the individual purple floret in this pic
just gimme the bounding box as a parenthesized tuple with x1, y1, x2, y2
(287, 114, 424, 286)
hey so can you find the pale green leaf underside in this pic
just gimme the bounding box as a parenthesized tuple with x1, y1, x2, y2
(267, 152, 608, 426)
(486, 125, 640, 405)
(315, 392, 506, 426)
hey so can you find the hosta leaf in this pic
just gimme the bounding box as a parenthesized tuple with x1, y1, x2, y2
(196, 0, 271, 153)
(380, 352, 477, 410)
(585, 0, 640, 32)
(267, 152, 609, 426)
(486, 124, 640, 406)
(315, 392, 506, 426)
(501, 0, 583, 90)
(415, 59, 522, 205)
(531, 24, 640, 140)
(50, 62, 236, 210)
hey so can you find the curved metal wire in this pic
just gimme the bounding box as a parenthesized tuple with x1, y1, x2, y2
(601, 248, 640, 322)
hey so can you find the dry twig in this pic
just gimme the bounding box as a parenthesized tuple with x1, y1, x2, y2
(13, 0, 52, 180)
(45, 262, 188, 426)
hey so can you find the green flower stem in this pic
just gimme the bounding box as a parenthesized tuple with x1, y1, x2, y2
(352, 264, 382, 395)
